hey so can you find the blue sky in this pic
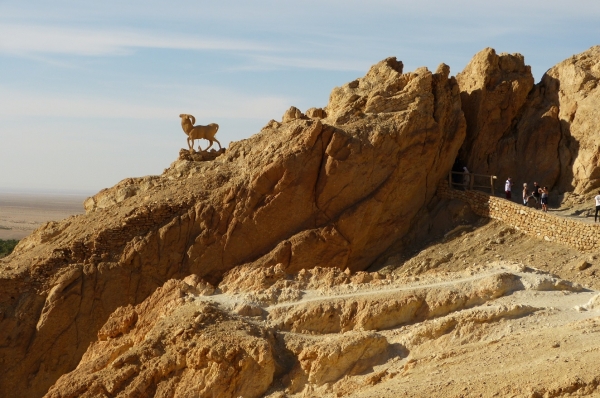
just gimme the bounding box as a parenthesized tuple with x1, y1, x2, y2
(1, 0, 599, 194)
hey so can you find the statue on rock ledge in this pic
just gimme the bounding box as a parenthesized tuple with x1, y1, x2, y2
(179, 114, 221, 151)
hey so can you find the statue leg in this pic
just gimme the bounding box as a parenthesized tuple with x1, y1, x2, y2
(213, 138, 222, 150)
(188, 137, 193, 151)
(204, 140, 213, 151)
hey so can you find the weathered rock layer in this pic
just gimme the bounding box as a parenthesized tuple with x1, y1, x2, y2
(457, 46, 600, 195)
(2, 45, 600, 397)
(42, 262, 591, 397)
(0, 57, 465, 397)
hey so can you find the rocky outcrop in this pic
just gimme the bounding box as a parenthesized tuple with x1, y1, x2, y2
(83, 175, 163, 213)
(455, 48, 535, 182)
(284, 331, 389, 391)
(457, 46, 600, 195)
(45, 279, 276, 398)
(83, 149, 227, 213)
(0, 57, 465, 397)
(7, 46, 599, 397)
(547, 45, 600, 194)
(177, 147, 226, 162)
(267, 272, 525, 334)
(44, 261, 588, 397)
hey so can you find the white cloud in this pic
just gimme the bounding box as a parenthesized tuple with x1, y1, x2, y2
(238, 55, 369, 72)
(0, 23, 373, 72)
(0, 85, 292, 121)
(0, 24, 272, 56)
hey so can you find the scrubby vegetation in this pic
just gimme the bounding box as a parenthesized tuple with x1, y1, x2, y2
(0, 239, 18, 258)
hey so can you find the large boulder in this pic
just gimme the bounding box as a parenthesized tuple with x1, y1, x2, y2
(456, 48, 535, 182)
(547, 45, 600, 194)
(45, 279, 276, 398)
(0, 57, 465, 397)
(457, 46, 600, 195)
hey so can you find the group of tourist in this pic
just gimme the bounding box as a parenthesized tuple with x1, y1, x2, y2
(506, 178, 600, 222)
(504, 177, 549, 212)
(457, 164, 600, 222)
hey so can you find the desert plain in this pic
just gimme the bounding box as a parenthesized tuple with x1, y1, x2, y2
(0, 191, 87, 240)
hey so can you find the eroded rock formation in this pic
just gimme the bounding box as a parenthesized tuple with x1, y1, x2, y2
(41, 259, 591, 397)
(457, 46, 600, 195)
(456, 48, 535, 180)
(549, 46, 600, 194)
(2, 46, 600, 397)
(0, 57, 465, 397)
(46, 279, 275, 398)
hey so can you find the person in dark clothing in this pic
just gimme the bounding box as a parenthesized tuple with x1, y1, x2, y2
(532, 182, 541, 209)
(541, 187, 549, 212)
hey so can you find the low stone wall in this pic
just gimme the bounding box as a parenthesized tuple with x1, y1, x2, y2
(438, 181, 600, 251)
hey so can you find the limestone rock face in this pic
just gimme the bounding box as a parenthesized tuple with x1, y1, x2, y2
(285, 331, 389, 390)
(83, 150, 227, 213)
(305, 107, 327, 119)
(457, 46, 600, 195)
(45, 279, 276, 398)
(45, 260, 590, 397)
(83, 176, 162, 213)
(44, 269, 400, 397)
(281, 106, 305, 123)
(0, 57, 465, 397)
(456, 48, 535, 181)
(546, 45, 600, 194)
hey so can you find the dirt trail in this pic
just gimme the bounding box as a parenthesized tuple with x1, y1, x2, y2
(267, 267, 524, 310)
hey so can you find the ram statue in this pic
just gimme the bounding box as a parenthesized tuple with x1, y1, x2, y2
(179, 114, 221, 151)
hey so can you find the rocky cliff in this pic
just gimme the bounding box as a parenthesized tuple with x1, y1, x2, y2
(2, 46, 600, 397)
(0, 57, 465, 398)
(550, 46, 600, 194)
(456, 46, 600, 196)
(43, 244, 600, 397)
(456, 48, 535, 182)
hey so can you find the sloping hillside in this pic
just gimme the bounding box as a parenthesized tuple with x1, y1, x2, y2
(1, 46, 600, 397)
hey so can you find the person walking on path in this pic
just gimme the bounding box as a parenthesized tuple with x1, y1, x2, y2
(532, 182, 541, 209)
(505, 177, 513, 200)
(595, 191, 600, 222)
(522, 183, 529, 206)
(541, 187, 549, 212)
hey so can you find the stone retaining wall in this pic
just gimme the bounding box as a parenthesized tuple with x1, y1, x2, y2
(438, 180, 600, 251)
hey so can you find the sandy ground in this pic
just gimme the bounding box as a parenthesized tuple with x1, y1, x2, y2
(0, 192, 87, 240)
(211, 217, 600, 397)
(350, 220, 600, 397)
(6, 203, 600, 396)
(347, 288, 600, 398)
(198, 219, 600, 397)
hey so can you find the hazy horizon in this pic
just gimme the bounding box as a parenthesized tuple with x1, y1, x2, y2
(1, 0, 599, 193)
(0, 186, 95, 196)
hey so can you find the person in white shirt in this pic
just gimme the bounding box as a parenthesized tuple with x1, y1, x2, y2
(595, 191, 600, 222)
(462, 166, 470, 189)
(505, 177, 513, 200)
